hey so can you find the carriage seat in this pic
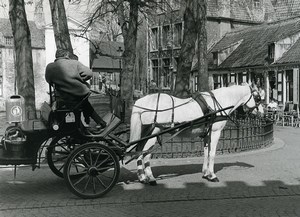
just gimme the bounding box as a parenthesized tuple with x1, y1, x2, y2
(40, 100, 82, 132)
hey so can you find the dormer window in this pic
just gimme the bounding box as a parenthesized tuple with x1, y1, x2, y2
(213, 52, 218, 65)
(253, 0, 261, 8)
(268, 43, 275, 62)
(5, 36, 13, 45)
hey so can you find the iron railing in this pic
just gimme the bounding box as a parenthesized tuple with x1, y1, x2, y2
(152, 115, 274, 158)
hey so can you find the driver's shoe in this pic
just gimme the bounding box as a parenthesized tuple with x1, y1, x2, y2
(87, 123, 107, 135)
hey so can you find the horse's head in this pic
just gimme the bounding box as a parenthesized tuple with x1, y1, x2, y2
(243, 86, 264, 116)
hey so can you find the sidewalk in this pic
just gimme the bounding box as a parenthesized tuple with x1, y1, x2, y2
(0, 126, 300, 216)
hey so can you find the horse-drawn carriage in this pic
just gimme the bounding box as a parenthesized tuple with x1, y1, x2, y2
(0, 84, 262, 199)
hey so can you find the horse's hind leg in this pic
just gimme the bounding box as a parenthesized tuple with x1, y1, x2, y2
(142, 128, 160, 185)
(202, 135, 210, 178)
(143, 153, 156, 186)
(137, 156, 147, 183)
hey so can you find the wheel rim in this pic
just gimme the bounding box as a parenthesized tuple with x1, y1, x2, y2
(47, 136, 79, 178)
(64, 143, 120, 198)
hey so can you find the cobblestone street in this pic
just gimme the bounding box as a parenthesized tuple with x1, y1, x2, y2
(0, 126, 300, 217)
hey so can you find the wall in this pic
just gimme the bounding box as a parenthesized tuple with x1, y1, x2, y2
(0, 47, 47, 111)
(45, 27, 90, 67)
(0, 48, 15, 110)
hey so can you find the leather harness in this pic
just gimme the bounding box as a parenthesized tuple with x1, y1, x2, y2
(153, 92, 217, 129)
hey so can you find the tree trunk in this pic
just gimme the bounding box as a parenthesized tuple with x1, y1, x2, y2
(197, 0, 209, 92)
(173, 0, 198, 97)
(9, 0, 36, 118)
(49, 0, 73, 53)
(118, 0, 139, 123)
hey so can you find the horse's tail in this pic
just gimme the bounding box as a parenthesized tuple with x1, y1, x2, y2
(130, 111, 142, 143)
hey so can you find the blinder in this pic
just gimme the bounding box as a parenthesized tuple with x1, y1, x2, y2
(243, 87, 262, 112)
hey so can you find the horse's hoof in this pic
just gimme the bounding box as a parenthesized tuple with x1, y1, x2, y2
(139, 179, 149, 184)
(149, 180, 157, 186)
(209, 177, 219, 182)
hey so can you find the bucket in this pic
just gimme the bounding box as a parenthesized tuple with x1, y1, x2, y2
(3, 126, 26, 158)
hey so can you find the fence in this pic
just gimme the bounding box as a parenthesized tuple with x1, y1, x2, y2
(151, 115, 274, 158)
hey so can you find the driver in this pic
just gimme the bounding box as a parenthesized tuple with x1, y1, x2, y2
(45, 49, 106, 131)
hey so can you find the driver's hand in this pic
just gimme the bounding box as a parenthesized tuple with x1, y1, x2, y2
(79, 71, 92, 81)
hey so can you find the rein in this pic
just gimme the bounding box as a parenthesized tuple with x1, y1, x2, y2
(200, 92, 240, 127)
(133, 99, 193, 112)
(134, 94, 192, 126)
(243, 86, 261, 113)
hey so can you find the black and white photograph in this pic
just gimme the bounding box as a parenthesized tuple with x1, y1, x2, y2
(0, 0, 300, 216)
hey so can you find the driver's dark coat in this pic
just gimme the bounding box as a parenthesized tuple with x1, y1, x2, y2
(45, 57, 92, 102)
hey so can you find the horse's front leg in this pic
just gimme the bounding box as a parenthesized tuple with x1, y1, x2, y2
(137, 128, 160, 185)
(202, 130, 221, 182)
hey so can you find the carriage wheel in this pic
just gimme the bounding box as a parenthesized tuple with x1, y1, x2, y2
(63, 142, 120, 199)
(47, 135, 83, 178)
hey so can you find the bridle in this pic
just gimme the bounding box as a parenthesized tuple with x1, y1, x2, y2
(243, 86, 262, 112)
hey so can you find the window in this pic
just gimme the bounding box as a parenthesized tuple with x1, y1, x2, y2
(277, 71, 283, 103)
(152, 59, 159, 85)
(253, 0, 260, 8)
(5, 36, 13, 46)
(268, 43, 275, 62)
(222, 74, 228, 87)
(268, 71, 276, 100)
(150, 28, 159, 50)
(0, 76, 3, 96)
(174, 57, 179, 73)
(162, 58, 171, 87)
(195, 76, 199, 92)
(230, 73, 236, 84)
(213, 75, 222, 89)
(213, 52, 218, 65)
(174, 23, 182, 47)
(162, 25, 171, 48)
(286, 70, 293, 102)
(238, 72, 248, 84)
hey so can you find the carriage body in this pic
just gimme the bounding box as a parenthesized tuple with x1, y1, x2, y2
(0, 120, 49, 165)
(0, 104, 85, 166)
(0, 86, 128, 199)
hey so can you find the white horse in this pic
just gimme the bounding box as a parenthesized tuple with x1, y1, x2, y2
(129, 84, 263, 185)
